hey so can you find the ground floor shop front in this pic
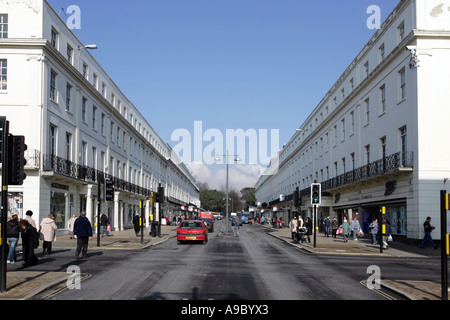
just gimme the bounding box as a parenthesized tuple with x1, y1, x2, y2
(255, 174, 449, 242)
(6, 175, 190, 235)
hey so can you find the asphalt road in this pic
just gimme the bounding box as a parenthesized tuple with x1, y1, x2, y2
(27, 220, 442, 300)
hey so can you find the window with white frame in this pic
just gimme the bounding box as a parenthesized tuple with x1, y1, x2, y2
(51, 27, 59, 49)
(350, 153, 355, 170)
(65, 83, 72, 111)
(81, 141, 87, 166)
(398, 21, 405, 42)
(380, 136, 386, 159)
(365, 145, 370, 164)
(380, 84, 386, 113)
(364, 98, 370, 125)
(400, 126, 407, 166)
(399, 68, 406, 100)
(50, 70, 57, 101)
(93, 73, 98, 89)
(110, 121, 114, 142)
(379, 43, 385, 62)
(101, 113, 106, 136)
(82, 97, 87, 123)
(67, 45, 73, 65)
(65, 132, 72, 161)
(92, 146, 97, 169)
(364, 61, 369, 78)
(0, 14, 8, 39)
(92, 106, 97, 130)
(0, 59, 7, 90)
(350, 111, 355, 134)
(83, 62, 89, 80)
(49, 124, 57, 157)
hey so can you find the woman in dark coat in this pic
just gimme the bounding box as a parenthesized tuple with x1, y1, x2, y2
(19, 220, 40, 268)
(305, 217, 313, 243)
(133, 212, 140, 237)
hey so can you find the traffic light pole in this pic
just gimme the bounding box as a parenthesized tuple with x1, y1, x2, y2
(97, 179, 101, 247)
(0, 118, 9, 293)
(313, 204, 317, 248)
(140, 200, 144, 245)
(440, 190, 448, 300)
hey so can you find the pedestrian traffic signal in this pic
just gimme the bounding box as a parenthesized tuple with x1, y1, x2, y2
(311, 183, 321, 205)
(7, 135, 27, 185)
(293, 188, 300, 207)
(158, 185, 165, 203)
(105, 179, 114, 202)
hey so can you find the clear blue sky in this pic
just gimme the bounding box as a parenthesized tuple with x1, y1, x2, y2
(47, 0, 399, 190)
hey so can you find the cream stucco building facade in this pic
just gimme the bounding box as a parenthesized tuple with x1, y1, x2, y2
(0, 0, 199, 232)
(255, 0, 450, 241)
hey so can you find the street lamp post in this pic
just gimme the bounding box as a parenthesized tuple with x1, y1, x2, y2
(215, 149, 240, 235)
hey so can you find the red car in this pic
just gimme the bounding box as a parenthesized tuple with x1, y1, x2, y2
(177, 220, 208, 245)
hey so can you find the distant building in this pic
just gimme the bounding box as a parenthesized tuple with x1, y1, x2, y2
(0, 0, 199, 232)
(255, 0, 450, 241)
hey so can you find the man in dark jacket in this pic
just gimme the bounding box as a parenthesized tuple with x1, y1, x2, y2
(74, 211, 93, 259)
(6, 215, 20, 263)
(419, 217, 438, 249)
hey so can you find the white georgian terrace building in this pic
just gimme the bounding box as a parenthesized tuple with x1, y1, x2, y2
(0, 0, 199, 232)
(255, 0, 450, 241)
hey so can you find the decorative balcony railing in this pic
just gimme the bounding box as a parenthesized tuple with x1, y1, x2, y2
(298, 151, 413, 198)
(42, 154, 152, 198)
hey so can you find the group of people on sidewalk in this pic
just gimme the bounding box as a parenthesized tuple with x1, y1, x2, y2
(288, 214, 440, 250)
(5, 210, 94, 267)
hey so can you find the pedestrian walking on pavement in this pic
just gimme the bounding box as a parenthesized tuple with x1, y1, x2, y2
(369, 218, 378, 244)
(133, 212, 141, 237)
(289, 216, 298, 242)
(342, 218, 351, 243)
(19, 219, 40, 268)
(323, 216, 331, 238)
(305, 217, 312, 243)
(419, 217, 438, 249)
(68, 214, 77, 239)
(351, 217, 361, 241)
(100, 212, 110, 237)
(382, 218, 392, 249)
(40, 214, 58, 255)
(24, 210, 37, 229)
(6, 214, 20, 264)
(331, 217, 339, 238)
(74, 211, 93, 259)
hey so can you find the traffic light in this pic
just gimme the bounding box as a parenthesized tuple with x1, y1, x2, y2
(311, 183, 321, 205)
(158, 185, 165, 204)
(7, 135, 27, 185)
(293, 188, 299, 207)
(105, 179, 114, 202)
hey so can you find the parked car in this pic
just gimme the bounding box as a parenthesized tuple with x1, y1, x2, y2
(177, 220, 208, 245)
(200, 218, 214, 233)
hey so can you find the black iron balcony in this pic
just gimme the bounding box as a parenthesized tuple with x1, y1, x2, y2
(43, 154, 152, 198)
(296, 151, 413, 199)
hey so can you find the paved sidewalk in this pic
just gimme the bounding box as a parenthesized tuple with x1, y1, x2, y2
(52, 225, 179, 251)
(0, 225, 178, 300)
(257, 223, 447, 300)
